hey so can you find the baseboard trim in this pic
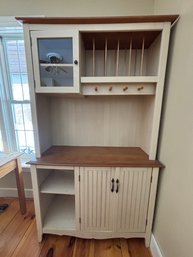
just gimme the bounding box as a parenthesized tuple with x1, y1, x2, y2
(0, 188, 33, 198)
(150, 234, 164, 257)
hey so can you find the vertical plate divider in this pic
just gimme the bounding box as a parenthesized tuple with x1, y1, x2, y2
(128, 38, 132, 76)
(115, 39, 120, 76)
(92, 38, 95, 76)
(104, 38, 108, 76)
(140, 38, 145, 76)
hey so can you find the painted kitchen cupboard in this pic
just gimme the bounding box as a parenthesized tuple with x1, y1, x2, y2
(17, 15, 178, 246)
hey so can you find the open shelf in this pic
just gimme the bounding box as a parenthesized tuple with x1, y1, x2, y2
(81, 31, 161, 78)
(40, 170, 75, 195)
(43, 194, 75, 233)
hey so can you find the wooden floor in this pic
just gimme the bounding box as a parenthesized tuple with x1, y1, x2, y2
(0, 198, 152, 257)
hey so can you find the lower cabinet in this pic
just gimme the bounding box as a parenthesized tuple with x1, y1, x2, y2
(79, 167, 152, 234)
(31, 165, 158, 246)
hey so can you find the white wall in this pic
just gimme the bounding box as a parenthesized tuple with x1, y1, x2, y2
(153, 1, 193, 257)
(0, 0, 154, 17)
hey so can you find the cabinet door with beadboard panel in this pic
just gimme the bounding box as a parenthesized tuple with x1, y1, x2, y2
(114, 167, 152, 233)
(79, 167, 115, 232)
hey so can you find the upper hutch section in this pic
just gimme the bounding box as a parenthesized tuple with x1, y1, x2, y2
(17, 15, 178, 95)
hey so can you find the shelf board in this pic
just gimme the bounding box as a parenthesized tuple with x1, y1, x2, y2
(81, 76, 158, 84)
(40, 171, 75, 195)
(43, 195, 75, 232)
(29, 146, 163, 168)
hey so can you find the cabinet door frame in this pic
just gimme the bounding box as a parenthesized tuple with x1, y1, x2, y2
(79, 166, 116, 234)
(31, 29, 80, 93)
(114, 167, 152, 233)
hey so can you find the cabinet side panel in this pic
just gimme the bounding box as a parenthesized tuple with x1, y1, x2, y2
(80, 167, 114, 232)
(139, 96, 155, 155)
(23, 25, 41, 157)
(36, 94, 52, 153)
(146, 34, 161, 76)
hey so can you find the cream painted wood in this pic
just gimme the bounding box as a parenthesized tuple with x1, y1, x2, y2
(43, 195, 76, 232)
(115, 167, 152, 233)
(23, 24, 41, 157)
(24, 22, 165, 34)
(140, 96, 155, 155)
(23, 17, 174, 246)
(31, 165, 79, 241)
(40, 170, 75, 194)
(81, 84, 156, 95)
(149, 23, 171, 159)
(79, 167, 153, 239)
(146, 34, 161, 76)
(30, 165, 43, 241)
(81, 76, 158, 83)
(50, 96, 153, 153)
(31, 29, 80, 93)
(74, 167, 80, 231)
(36, 94, 52, 154)
(145, 167, 159, 247)
(23, 19, 172, 157)
(79, 167, 115, 232)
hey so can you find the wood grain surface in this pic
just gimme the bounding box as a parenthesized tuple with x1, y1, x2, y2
(0, 198, 153, 257)
(28, 145, 163, 167)
(16, 15, 179, 25)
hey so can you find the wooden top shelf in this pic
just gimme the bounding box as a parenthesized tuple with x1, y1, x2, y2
(28, 146, 163, 168)
(16, 15, 179, 25)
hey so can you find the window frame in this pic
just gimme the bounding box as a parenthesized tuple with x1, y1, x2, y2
(0, 27, 35, 159)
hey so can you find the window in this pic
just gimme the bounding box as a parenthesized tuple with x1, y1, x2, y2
(0, 129, 3, 151)
(0, 26, 35, 157)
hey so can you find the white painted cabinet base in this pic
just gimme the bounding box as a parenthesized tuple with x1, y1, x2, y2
(31, 165, 159, 246)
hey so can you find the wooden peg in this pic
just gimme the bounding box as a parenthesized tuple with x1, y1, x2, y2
(137, 86, 144, 91)
(123, 86, 128, 91)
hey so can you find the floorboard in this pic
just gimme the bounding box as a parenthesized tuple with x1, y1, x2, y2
(0, 198, 152, 257)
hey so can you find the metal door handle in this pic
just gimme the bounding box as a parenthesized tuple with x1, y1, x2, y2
(111, 178, 115, 192)
(116, 179, 119, 193)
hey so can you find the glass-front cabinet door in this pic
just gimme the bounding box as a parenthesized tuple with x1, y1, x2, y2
(31, 29, 79, 93)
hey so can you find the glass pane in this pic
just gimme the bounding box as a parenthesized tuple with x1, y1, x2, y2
(16, 130, 26, 149)
(0, 129, 3, 151)
(26, 131, 35, 149)
(40, 66, 73, 87)
(6, 40, 28, 73)
(12, 104, 24, 130)
(3, 38, 34, 155)
(23, 104, 33, 130)
(38, 38, 73, 64)
(11, 74, 23, 100)
(21, 75, 30, 100)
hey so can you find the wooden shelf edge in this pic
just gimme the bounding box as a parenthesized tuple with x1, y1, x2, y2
(15, 15, 179, 25)
(28, 146, 164, 168)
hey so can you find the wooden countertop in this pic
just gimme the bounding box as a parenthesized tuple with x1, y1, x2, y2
(28, 146, 163, 168)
